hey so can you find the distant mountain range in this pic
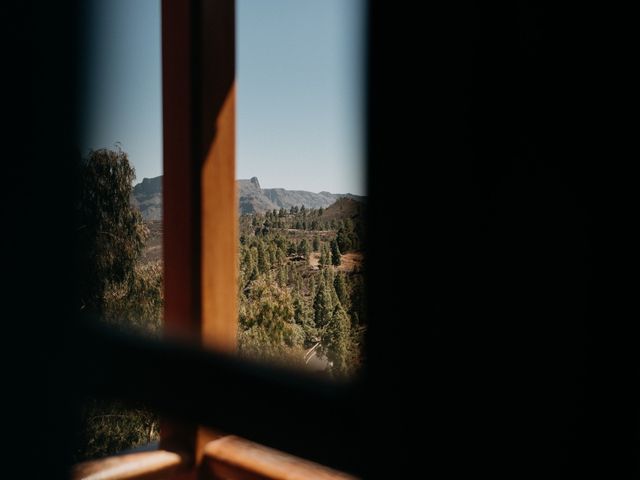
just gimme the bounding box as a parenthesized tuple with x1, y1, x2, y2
(131, 176, 163, 221)
(131, 175, 365, 220)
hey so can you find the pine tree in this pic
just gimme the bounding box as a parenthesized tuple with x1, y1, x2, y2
(297, 238, 310, 260)
(350, 275, 366, 326)
(241, 247, 257, 285)
(313, 281, 333, 330)
(333, 272, 349, 307)
(336, 227, 352, 253)
(294, 294, 316, 341)
(257, 240, 270, 273)
(324, 304, 352, 376)
(323, 267, 339, 307)
(330, 239, 341, 266)
(269, 244, 278, 265)
(319, 244, 330, 268)
(312, 237, 320, 252)
(277, 265, 288, 286)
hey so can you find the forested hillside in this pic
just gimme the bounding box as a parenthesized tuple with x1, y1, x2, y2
(237, 198, 366, 376)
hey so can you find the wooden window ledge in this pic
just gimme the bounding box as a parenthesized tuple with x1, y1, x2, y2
(201, 435, 358, 480)
(72, 436, 357, 480)
(71, 450, 187, 480)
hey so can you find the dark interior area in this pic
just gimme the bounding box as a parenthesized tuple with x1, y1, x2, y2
(3, 1, 637, 478)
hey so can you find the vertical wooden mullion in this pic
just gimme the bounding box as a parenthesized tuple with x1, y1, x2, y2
(160, 0, 199, 463)
(199, 0, 237, 356)
(197, 0, 237, 464)
(161, 0, 237, 472)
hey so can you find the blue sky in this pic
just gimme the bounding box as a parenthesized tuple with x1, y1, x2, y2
(81, 0, 365, 195)
(79, 0, 162, 184)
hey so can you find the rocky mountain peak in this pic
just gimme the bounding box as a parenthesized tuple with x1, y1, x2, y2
(133, 176, 162, 196)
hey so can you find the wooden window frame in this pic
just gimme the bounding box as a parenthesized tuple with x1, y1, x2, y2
(75, 0, 369, 478)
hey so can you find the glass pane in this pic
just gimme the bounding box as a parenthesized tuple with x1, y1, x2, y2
(237, 0, 366, 377)
(75, 0, 162, 460)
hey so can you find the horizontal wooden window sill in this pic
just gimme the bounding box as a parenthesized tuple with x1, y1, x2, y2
(201, 435, 358, 480)
(71, 450, 188, 480)
(72, 436, 358, 480)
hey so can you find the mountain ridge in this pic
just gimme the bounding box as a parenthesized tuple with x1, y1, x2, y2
(131, 175, 365, 220)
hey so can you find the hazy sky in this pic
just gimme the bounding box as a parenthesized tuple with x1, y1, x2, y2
(81, 0, 365, 195)
(237, 0, 365, 194)
(80, 0, 162, 184)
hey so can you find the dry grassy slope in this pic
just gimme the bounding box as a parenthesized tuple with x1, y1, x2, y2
(319, 197, 364, 222)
